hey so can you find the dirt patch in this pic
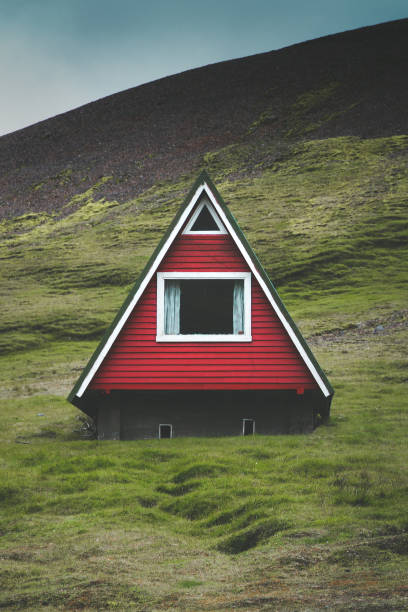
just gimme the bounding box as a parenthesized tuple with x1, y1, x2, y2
(308, 309, 408, 346)
(374, 533, 408, 555)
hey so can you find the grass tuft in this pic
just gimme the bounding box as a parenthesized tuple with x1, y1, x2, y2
(216, 518, 290, 554)
(41, 456, 116, 475)
(157, 481, 201, 496)
(172, 463, 228, 483)
(161, 493, 221, 521)
(0, 484, 22, 505)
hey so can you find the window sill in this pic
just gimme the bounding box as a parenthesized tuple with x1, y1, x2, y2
(156, 334, 252, 342)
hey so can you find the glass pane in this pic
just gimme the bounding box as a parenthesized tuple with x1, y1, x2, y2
(164, 280, 180, 334)
(233, 280, 245, 334)
(160, 425, 172, 438)
(190, 205, 220, 231)
(179, 280, 235, 334)
(243, 419, 254, 435)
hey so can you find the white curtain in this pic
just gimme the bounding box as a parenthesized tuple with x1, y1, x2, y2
(233, 280, 245, 334)
(164, 280, 181, 334)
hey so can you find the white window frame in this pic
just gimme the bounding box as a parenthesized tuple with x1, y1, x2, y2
(159, 424, 173, 439)
(183, 199, 227, 234)
(242, 418, 255, 435)
(156, 271, 252, 342)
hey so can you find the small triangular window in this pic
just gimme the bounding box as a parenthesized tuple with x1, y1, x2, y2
(191, 205, 219, 231)
(183, 198, 226, 234)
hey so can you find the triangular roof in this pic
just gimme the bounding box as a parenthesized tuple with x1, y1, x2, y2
(68, 171, 333, 402)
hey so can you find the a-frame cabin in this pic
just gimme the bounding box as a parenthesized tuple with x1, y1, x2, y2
(68, 172, 333, 439)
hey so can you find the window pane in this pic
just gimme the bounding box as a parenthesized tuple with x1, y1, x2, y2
(190, 205, 220, 231)
(233, 280, 245, 334)
(243, 419, 255, 435)
(159, 424, 172, 438)
(162, 278, 247, 336)
(180, 280, 235, 334)
(164, 280, 181, 334)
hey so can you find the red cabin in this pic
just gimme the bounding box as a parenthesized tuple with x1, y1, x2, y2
(68, 172, 333, 439)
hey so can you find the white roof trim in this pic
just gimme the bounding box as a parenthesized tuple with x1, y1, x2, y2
(76, 183, 206, 397)
(203, 185, 331, 397)
(76, 180, 330, 398)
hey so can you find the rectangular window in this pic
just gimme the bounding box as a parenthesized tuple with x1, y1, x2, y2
(159, 424, 172, 439)
(243, 419, 255, 435)
(157, 272, 251, 342)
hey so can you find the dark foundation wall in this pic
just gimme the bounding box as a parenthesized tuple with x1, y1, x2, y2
(80, 389, 331, 440)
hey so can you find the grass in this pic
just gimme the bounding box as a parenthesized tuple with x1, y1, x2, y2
(0, 133, 407, 608)
(0, 326, 407, 608)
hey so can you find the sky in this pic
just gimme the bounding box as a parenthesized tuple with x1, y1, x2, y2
(0, 0, 407, 136)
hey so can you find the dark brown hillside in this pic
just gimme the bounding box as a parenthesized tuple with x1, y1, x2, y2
(0, 18, 407, 219)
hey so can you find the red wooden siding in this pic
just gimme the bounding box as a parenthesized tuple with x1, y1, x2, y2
(90, 234, 318, 391)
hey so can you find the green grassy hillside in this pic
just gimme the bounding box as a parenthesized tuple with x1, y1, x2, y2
(2, 135, 406, 358)
(1, 18, 408, 609)
(1, 131, 407, 609)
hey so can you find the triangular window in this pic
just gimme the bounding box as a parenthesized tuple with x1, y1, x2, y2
(183, 198, 226, 234)
(191, 205, 219, 231)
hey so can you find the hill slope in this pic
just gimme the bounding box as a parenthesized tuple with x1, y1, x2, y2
(1, 18, 407, 218)
(0, 19, 407, 610)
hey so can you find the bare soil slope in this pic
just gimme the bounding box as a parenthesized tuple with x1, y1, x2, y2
(0, 18, 407, 218)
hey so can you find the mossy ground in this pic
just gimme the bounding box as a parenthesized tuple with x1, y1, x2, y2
(0, 134, 407, 609)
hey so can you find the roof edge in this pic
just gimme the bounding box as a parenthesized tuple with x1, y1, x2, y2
(67, 172, 209, 402)
(200, 175, 334, 396)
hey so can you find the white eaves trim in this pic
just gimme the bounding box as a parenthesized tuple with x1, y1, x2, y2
(76, 181, 331, 398)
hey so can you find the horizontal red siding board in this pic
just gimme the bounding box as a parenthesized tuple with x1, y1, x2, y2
(101, 365, 309, 374)
(91, 382, 317, 390)
(102, 374, 311, 381)
(90, 234, 317, 391)
(107, 355, 299, 362)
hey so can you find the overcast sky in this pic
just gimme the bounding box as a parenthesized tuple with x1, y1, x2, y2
(0, 0, 407, 136)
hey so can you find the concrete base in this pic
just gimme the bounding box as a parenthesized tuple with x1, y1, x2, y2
(78, 389, 331, 440)
(97, 405, 120, 440)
